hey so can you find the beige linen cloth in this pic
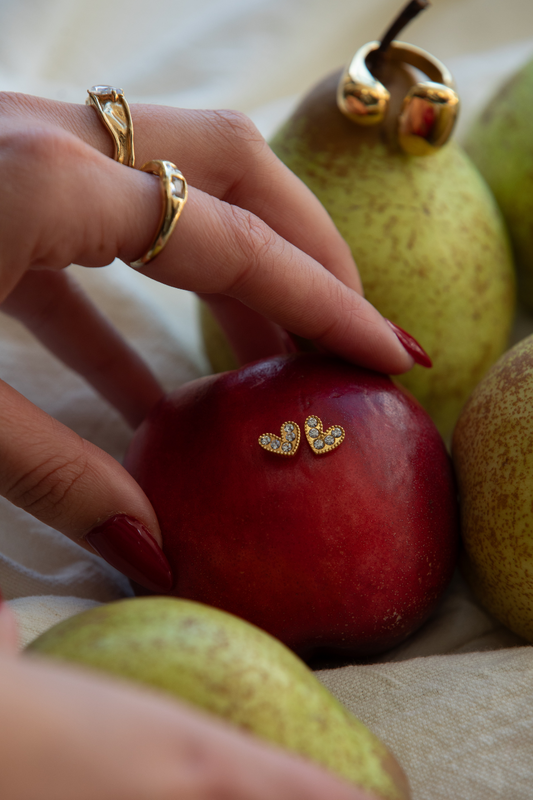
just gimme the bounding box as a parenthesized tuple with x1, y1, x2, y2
(1, 0, 533, 797)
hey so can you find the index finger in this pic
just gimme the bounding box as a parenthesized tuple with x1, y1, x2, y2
(0, 94, 362, 293)
(131, 186, 414, 374)
(0, 115, 412, 373)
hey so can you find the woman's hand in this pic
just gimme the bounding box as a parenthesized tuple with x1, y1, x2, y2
(0, 91, 418, 589)
(0, 607, 376, 800)
(0, 91, 416, 371)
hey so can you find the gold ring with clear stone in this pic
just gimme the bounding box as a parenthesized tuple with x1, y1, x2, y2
(130, 160, 188, 269)
(86, 85, 135, 167)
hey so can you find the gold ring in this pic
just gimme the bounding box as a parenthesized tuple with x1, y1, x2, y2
(337, 41, 459, 155)
(86, 85, 135, 167)
(130, 160, 188, 269)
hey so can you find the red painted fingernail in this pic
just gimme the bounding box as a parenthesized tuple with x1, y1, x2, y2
(85, 515, 173, 593)
(386, 320, 432, 368)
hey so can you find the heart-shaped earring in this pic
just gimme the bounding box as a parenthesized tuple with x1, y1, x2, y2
(304, 415, 345, 454)
(258, 421, 301, 456)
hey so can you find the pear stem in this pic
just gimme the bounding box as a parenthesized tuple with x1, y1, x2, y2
(375, 0, 430, 57)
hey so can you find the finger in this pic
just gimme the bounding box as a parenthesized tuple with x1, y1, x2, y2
(0, 94, 363, 294)
(0, 378, 172, 593)
(7, 652, 380, 800)
(198, 294, 297, 365)
(0, 122, 412, 373)
(1, 270, 164, 428)
(137, 189, 414, 374)
(132, 107, 365, 293)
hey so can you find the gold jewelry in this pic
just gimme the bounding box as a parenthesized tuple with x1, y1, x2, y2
(259, 422, 300, 456)
(337, 41, 459, 156)
(304, 416, 345, 454)
(86, 85, 135, 167)
(130, 160, 188, 269)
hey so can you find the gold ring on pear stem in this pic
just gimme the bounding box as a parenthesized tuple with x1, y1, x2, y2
(337, 41, 459, 155)
(130, 160, 188, 269)
(86, 85, 135, 167)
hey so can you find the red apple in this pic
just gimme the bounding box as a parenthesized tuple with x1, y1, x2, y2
(124, 354, 458, 660)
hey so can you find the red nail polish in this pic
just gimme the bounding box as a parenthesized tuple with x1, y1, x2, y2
(386, 320, 432, 368)
(85, 515, 173, 593)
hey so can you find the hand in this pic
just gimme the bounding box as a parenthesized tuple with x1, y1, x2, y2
(0, 91, 416, 589)
(0, 607, 376, 800)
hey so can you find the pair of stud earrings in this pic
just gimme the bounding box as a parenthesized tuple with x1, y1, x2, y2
(258, 416, 345, 457)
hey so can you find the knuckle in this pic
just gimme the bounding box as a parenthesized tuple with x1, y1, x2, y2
(209, 108, 266, 162)
(0, 90, 19, 115)
(0, 91, 36, 122)
(0, 126, 90, 269)
(6, 451, 88, 524)
(0, 126, 80, 209)
(224, 204, 278, 291)
(0, 125, 70, 169)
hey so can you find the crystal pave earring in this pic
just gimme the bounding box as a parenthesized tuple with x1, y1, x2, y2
(258, 416, 346, 457)
(258, 422, 300, 456)
(304, 416, 345, 454)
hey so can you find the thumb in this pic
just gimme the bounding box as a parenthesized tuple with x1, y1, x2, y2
(0, 379, 172, 593)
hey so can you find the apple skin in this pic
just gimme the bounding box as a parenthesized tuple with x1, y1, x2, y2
(124, 354, 459, 660)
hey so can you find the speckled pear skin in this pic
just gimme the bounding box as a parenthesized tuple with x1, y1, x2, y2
(268, 69, 515, 440)
(465, 58, 533, 308)
(452, 335, 533, 641)
(28, 597, 410, 800)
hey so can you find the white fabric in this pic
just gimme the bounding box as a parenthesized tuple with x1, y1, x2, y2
(1, 1, 533, 797)
(9, 595, 102, 648)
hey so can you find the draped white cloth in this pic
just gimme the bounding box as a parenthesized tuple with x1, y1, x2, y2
(1, 1, 533, 798)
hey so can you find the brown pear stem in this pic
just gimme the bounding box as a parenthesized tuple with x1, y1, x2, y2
(375, 0, 430, 57)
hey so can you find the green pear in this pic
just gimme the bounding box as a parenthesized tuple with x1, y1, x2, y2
(465, 57, 533, 307)
(200, 61, 514, 440)
(28, 597, 410, 800)
(452, 334, 533, 641)
(267, 67, 515, 440)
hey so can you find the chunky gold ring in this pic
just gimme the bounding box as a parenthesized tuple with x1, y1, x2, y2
(337, 41, 459, 156)
(86, 85, 135, 167)
(130, 160, 188, 269)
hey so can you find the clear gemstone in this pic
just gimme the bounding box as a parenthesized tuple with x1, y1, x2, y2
(324, 435, 335, 445)
(171, 177, 185, 197)
(284, 424, 294, 432)
(314, 439, 325, 449)
(307, 417, 317, 427)
(308, 428, 319, 439)
(261, 436, 271, 446)
(285, 432, 296, 442)
(332, 427, 342, 438)
(270, 440, 280, 449)
(281, 442, 292, 452)
(90, 85, 123, 97)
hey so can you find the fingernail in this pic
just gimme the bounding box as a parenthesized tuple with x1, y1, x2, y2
(85, 515, 173, 593)
(386, 320, 432, 368)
